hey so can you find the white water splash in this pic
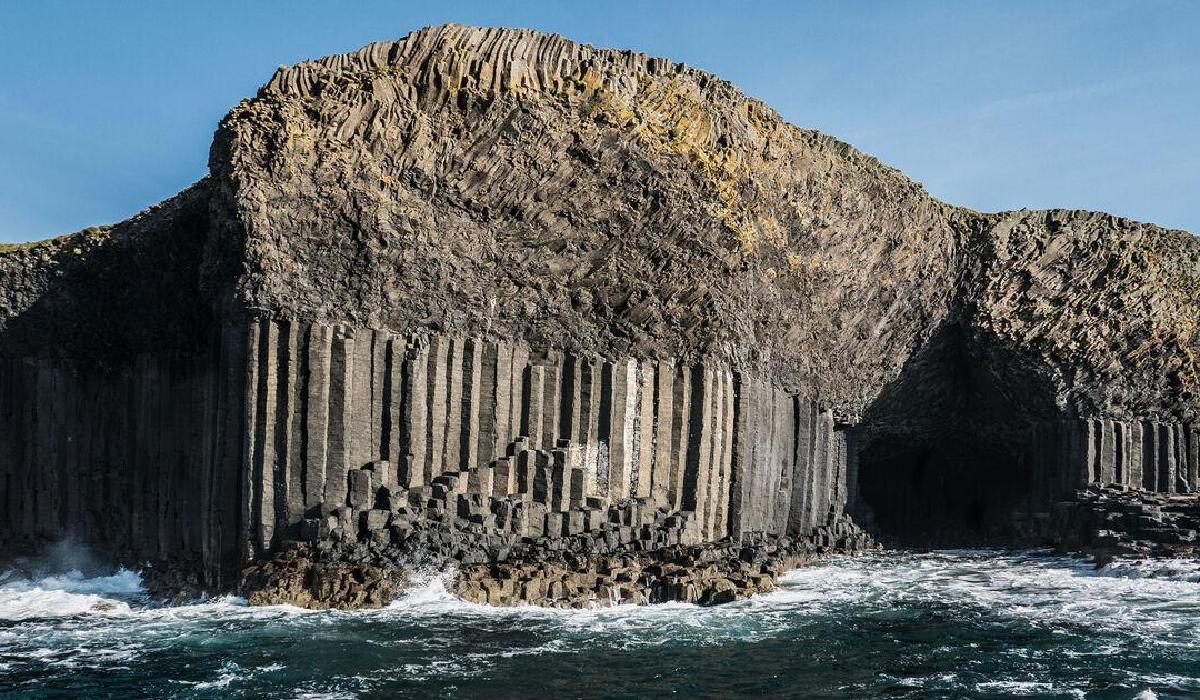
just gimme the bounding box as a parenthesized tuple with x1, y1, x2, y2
(381, 570, 465, 612)
(189, 660, 288, 691)
(0, 568, 144, 621)
(4, 551, 1200, 633)
(1, 550, 1198, 697)
(776, 550, 1200, 642)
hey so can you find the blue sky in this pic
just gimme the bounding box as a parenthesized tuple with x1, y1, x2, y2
(1, 0, 1197, 242)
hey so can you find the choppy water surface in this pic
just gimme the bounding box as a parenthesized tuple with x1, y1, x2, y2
(2, 550, 1199, 699)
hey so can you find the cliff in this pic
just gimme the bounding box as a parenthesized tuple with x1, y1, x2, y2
(1, 25, 1197, 595)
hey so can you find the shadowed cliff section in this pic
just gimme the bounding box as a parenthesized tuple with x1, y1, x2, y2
(0, 181, 247, 584)
(0, 182, 216, 362)
(1, 24, 1197, 583)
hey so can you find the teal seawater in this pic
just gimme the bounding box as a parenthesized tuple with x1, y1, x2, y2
(2, 551, 1199, 699)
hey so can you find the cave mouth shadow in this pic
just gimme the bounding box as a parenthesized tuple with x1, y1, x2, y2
(857, 434, 1033, 546)
(853, 320, 1059, 548)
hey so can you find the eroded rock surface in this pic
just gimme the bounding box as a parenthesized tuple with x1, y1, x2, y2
(1029, 485, 1200, 562)
(1, 24, 1197, 604)
(211, 24, 961, 412)
(240, 487, 872, 610)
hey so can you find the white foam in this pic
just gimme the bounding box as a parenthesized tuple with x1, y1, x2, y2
(975, 680, 1084, 697)
(188, 660, 287, 691)
(336, 550, 1199, 657)
(3, 549, 1199, 696)
(1098, 557, 1200, 582)
(379, 571, 645, 620)
(773, 551, 1200, 651)
(0, 588, 133, 621)
(382, 571, 465, 612)
(0, 568, 144, 621)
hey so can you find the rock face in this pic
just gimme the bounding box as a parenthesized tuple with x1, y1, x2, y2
(0, 186, 245, 586)
(1, 24, 1197, 601)
(212, 26, 959, 411)
(242, 501, 872, 609)
(1023, 485, 1200, 562)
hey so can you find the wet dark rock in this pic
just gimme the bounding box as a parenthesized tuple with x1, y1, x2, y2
(241, 494, 875, 610)
(1, 24, 1197, 603)
(1017, 486, 1200, 563)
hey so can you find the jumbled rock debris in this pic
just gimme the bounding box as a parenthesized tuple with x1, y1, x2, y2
(1054, 485, 1200, 563)
(240, 476, 874, 609)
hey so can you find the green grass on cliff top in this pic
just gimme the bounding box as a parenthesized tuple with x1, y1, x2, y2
(0, 226, 110, 255)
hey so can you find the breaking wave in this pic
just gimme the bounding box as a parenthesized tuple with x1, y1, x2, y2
(0, 567, 143, 621)
(1, 549, 1198, 697)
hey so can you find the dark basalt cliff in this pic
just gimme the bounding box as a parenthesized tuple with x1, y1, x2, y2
(2, 25, 1197, 600)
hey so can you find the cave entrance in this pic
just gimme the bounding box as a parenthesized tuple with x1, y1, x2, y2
(852, 321, 1055, 547)
(857, 435, 1032, 545)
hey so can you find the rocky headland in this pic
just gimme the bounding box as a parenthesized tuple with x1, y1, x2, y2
(2, 24, 1197, 609)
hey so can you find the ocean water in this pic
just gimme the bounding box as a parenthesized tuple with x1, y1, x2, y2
(2, 551, 1199, 699)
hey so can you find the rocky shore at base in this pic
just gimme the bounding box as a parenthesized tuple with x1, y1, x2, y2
(123, 482, 1200, 608)
(452, 538, 816, 608)
(234, 483, 1200, 610)
(239, 513, 874, 610)
(1053, 486, 1200, 563)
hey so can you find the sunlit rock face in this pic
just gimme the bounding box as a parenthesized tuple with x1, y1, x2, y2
(1, 25, 1197, 591)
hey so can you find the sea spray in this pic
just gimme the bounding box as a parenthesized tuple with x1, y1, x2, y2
(0, 568, 143, 621)
(0, 539, 147, 621)
(1, 551, 1198, 697)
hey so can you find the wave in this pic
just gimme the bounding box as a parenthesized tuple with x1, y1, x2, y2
(2, 550, 1198, 697)
(4, 549, 1199, 626)
(289, 553, 1180, 650)
(1096, 557, 1200, 582)
(0, 568, 144, 621)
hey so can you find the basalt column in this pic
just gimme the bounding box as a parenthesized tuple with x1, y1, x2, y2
(237, 319, 828, 554)
(0, 323, 247, 585)
(1067, 418, 1197, 494)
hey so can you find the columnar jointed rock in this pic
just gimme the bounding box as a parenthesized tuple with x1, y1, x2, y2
(236, 322, 857, 565)
(243, 469, 875, 609)
(1012, 485, 1200, 562)
(1, 24, 1197, 601)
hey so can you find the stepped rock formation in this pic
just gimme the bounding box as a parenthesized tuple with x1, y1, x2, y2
(1, 25, 1197, 599)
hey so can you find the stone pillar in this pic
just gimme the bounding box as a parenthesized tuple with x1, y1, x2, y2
(540, 353, 561, 450)
(1099, 418, 1116, 485)
(1128, 420, 1144, 491)
(635, 359, 656, 500)
(461, 338, 483, 473)
(442, 337, 466, 475)
(302, 324, 331, 509)
(492, 342, 514, 459)
(604, 359, 636, 501)
(509, 344, 530, 449)
(651, 360, 675, 507)
(400, 341, 429, 488)
(383, 335, 404, 483)
(524, 365, 545, 448)
(425, 336, 450, 483)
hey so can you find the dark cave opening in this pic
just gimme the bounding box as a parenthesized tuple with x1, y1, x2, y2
(857, 436, 1033, 545)
(852, 321, 1057, 547)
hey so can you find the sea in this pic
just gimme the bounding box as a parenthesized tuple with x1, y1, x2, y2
(1, 549, 1198, 699)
